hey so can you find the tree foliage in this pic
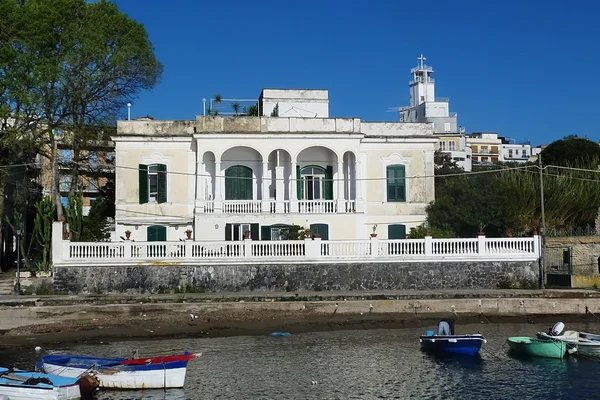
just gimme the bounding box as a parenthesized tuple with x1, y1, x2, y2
(540, 136, 600, 167)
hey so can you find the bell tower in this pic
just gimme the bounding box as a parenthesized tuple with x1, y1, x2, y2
(409, 54, 435, 107)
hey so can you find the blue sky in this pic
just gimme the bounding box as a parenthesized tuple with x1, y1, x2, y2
(113, 0, 599, 146)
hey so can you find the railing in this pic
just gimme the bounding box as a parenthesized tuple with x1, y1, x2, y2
(297, 200, 336, 214)
(56, 235, 541, 265)
(203, 202, 215, 213)
(223, 200, 262, 214)
(321, 241, 371, 257)
(270, 201, 290, 214)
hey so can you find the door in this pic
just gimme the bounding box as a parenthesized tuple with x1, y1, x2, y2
(388, 224, 406, 239)
(310, 223, 329, 240)
(147, 225, 166, 257)
(225, 165, 253, 200)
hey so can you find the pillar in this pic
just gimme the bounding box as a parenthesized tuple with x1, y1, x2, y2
(337, 160, 345, 212)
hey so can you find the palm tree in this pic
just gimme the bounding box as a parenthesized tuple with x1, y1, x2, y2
(231, 102, 240, 116)
(213, 94, 222, 113)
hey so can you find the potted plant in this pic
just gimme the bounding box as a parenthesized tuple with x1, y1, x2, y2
(370, 224, 378, 238)
(125, 230, 132, 240)
(477, 223, 486, 236)
(185, 229, 193, 240)
(304, 228, 312, 239)
(244, 230, 251, 239)
(63, 230, 70, 240)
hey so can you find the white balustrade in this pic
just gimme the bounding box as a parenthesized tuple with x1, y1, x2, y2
(69, 243, 125, 259)
(432, 238, 478, 255)
(297, 200, 336, 214)
(344, 200, 356, 213)
(60, 236, 540, 264)
(321, 241, 371, 257)
(252, 240, 305, 257)
(223, 200, 262, 214)
(203, 201, 215, 213)
(379, 239, 426, 257)
(270, 201, 290, 213)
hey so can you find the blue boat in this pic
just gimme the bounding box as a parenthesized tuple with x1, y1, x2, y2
(419, 319, 486, 356)
(0, 367, 86, 400)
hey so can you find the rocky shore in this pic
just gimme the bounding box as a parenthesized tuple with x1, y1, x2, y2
(1, 289, 600, 351)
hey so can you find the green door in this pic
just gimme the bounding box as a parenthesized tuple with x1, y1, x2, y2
(147, 225, 167, 241)
(310, 223, 329, 240)
(225, 165, 253, 200)
(388, 224, 406, 239)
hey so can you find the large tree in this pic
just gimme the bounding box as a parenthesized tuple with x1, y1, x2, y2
(540, 136, 600, 167)
(0, 0, 163, 220)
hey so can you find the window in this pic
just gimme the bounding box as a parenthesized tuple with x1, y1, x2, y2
(60, 150, 72, 164)
(89, 152, 97, 168)
(439, 141, 446, 151)
(508, 149, 513, 158)
(225, 165, 253, 200)
(386, 165, 406, 202)
(297, 166, 333, 200)
(522, 149, 527, 157)
(388, 224, 407, 239)
(444, 122, 451, 132)
(449, 141, 456, 151)
(59, 175, 72, 192)
(139, 163, 167, 204)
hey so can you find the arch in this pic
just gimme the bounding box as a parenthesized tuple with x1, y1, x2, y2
(295, 145, 339, 163)
(220, 145, 265, 164)
(267, 149, 292, 200)
(225, 165, 253, 200)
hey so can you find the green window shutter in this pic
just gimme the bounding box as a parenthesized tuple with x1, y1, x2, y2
(310, 223, 329, 240)
(157, 164, 167, 203)
(325, 165, 333, 200)
(225, 166, 253, 200)
(261, 225, 271, 241)
(139, 164, 148, 204)
(225, 224, 232, 241)
(157, 225, 167, 241)
(147, 226, 156, 241)
(296, 165, 302, 200)
(250, 223, 259, 240)
(388, 224, 406, 239)
(387, 165, 406, 202)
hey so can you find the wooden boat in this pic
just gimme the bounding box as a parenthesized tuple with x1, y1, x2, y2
(40, 352, 200, 389)
(0, 367, 82, 400)
(536, 322, 600, 358)
(419, 319, 486, 356)
(507, 336, 567, 359)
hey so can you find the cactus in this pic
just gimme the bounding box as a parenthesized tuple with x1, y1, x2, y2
(66, 192, 83, 242)
(34, 196, 55, 270)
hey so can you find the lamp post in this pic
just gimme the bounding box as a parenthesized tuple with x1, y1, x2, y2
(15, 227, 21, 295)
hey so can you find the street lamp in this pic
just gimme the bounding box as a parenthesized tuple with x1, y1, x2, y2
(15, 228, 21, 295)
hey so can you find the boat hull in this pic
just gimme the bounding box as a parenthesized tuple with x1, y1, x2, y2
(420, 334, 485, 356)
(41, 353, 198, 389)
(507, 336, 567, 359)
(537, 331, 600, 358)
(0, 368, 81, 400)
(43, 363, 187, 389)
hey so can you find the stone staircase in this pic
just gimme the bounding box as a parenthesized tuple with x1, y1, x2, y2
(0, 272, 15, 295)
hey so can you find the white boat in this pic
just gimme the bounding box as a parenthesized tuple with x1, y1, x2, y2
(537, 322, 600, 358)
(41, 352, 199, 389)
(0, 367, 81, 400)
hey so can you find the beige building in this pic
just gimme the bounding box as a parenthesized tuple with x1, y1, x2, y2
(113, 89, 437, 242)
(466, 132, 503, 165)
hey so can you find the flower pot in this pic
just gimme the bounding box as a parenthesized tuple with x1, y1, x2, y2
(125, 230, 131, 240)
(313, 233, 321, 238)
(370, 233, 377, 238)
(185, 230, 193, 240)
(477, 232, 485, 236)
(63, 232, 70, 240)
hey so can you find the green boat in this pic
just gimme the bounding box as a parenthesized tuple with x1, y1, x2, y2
(507, 336, 567, 359)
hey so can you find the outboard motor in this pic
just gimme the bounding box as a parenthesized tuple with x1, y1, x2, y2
(549, 321, 565, 336)
(438, 318, 456, 335)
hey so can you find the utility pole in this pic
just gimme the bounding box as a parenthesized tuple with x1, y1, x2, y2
(538, 153, 546, 289)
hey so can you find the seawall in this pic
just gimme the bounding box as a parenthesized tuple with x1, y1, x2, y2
(52, 260, 539, 294)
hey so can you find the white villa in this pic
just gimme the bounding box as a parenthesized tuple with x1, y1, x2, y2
(112, 89, 437, 243)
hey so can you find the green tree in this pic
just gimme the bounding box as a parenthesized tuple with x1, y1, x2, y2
(33, 196, 55, 270)
(0, 0, 163, 221)
(231, 102, 240, 116)
(540, 136, 600, 167)
(406, 224, 454, 239)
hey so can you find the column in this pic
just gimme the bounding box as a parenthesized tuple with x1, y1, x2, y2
(261, 162, 270, 213)
(290, 160, 298, 213)
(214, 161, 222, 213)
(355, 160, 363, 212)
(275, 166, 285, 213)
(194, 161, 204, 212)
(337, 161, 345, 212)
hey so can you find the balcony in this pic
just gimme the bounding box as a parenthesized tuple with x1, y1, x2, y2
(200, 199, 358, 214)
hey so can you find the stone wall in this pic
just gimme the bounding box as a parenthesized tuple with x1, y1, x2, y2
(546, 236, 600, 288)
(53, 261, 538, 294)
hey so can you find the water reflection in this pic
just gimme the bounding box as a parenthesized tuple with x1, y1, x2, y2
(2, 322, 600, 399)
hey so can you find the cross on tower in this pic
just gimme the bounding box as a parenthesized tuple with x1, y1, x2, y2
(418, 54, 426, 69)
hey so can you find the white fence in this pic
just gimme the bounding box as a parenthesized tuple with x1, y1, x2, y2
(54, 229, 541, 265)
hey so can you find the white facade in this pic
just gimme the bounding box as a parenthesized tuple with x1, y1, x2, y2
(259, 89, 329, 118)
(113, 91, 437, 243)
(500, 141, 532, 163)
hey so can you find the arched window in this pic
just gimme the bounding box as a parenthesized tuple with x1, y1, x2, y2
(386, 165, 406, 202)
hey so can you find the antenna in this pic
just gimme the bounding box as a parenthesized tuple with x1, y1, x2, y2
(127, 103, 131, 121)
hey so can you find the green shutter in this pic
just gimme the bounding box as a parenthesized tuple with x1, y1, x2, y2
(296, 165, 302, 200)
(388, 224, 406, 239)
(157, 226, 166, 241)
(147, 225, 167, 241)
(157, 164, 167, 203)
(225, 166, 253, 200)
(225, 224, 232, 241)
(310, 223, 329, 240)
(147, 226, 155, 241)
(387, 165, 406, 202)
(261, 225, 271, 240)
(325, 165, 333, 200)
(139, 164, 148, 204)
(250, 223, 259, 240)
